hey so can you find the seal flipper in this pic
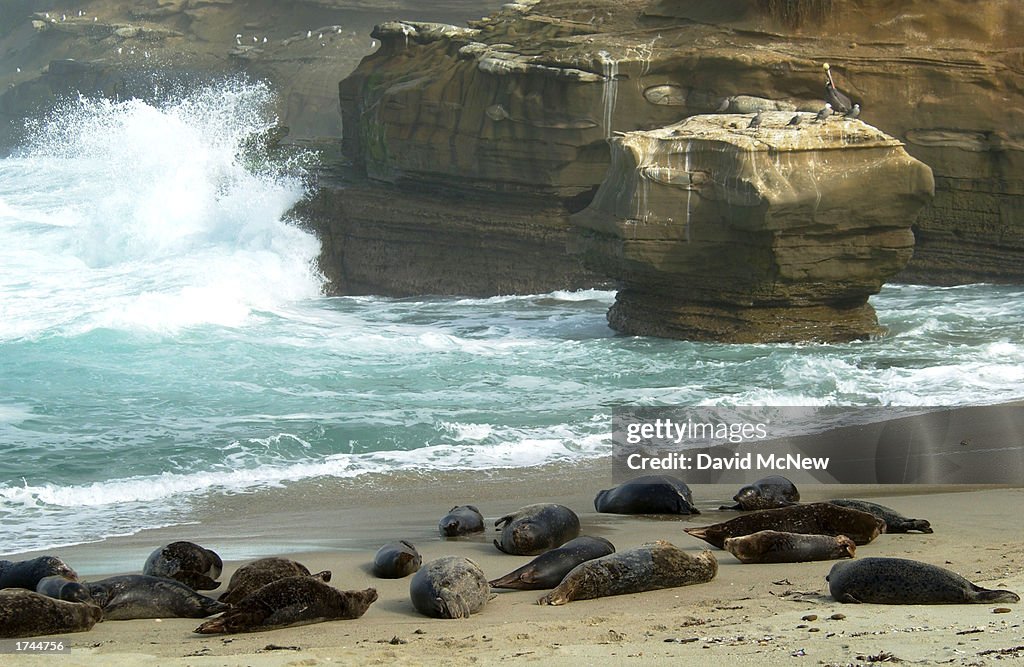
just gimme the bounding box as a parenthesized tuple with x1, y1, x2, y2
(493, 538, 511, 554)
(908, 519, 933, 533)
(970, 586, 1020, 604)
(175, 572, 220, 591)
(436, 590, 471, 619)
(718, 503, 742, 511)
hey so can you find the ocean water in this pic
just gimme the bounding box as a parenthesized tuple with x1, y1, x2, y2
(1, 81, 1023, 555)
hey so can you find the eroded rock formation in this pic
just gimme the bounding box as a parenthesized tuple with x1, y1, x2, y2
(572, 114, 934, 342)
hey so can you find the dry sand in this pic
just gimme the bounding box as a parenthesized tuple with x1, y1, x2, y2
(3, 462, 1022, 666)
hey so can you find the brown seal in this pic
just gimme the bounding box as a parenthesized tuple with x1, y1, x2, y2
(143, 541, 222, 590)
(684, 502, 884, 548)
(86, 574, 229, 620)
(537, 540, 717, 605)
(827, 557, 1020, 604)
(372, 540, 422, 579)
(724, 530, 856, 564)
(219, 558, 330, 605)
(194, 577, 377, 633)
(494, 503, 580, 555)
(719, 476, 799, 510)
(0, 589, 102, 639)
(36, 575, 93, 603)
(489, 536, 615, 590)
(409, 556, 493, 619)
(438, 505, 485, 537)
(594, 475, 700, 515)
(0, 556, 78, 590)
(826, 499, 932, 533)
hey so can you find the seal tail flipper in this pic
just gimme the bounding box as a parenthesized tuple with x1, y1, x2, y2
(436, 591, 471, 619)
(494, 514, 512, 529)
(971, 587, 1020, 604)
(910, 520, 933, 533)
(718, 503, 742, 511)
(493, 539, 510, 554)
(177, 572, 221, 591)
(488, 568, 531, 590)
(194, 608, 267, 634)
(312, 570, 332, 583)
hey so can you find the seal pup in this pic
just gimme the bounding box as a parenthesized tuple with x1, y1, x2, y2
(143, 541, 222, 590)
(826, 499, 932, 533)
(410, 556, 492, 619)
(594, 475, 700, 515)
(684, 502, 884, 548)
(87, 574, 229, 620)
(0, 556, 78, 590)
(490, 536, 615, 590)
(827, 557, 1020, 604)
(438, 505, 485, 537)
(36, 575, 93, 603)
(719, 476, 799, 511)
(0, 589, 103, 639)
(220, 558, 331, 605)
(372, 540, 422, 579)
(195, 577, 377, 633)
(537, 541, 717, 606)
(724, 530, 855, 564)
(494, 503, 580, 555)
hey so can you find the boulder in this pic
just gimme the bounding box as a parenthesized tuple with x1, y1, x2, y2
(572, 113, 934, 342)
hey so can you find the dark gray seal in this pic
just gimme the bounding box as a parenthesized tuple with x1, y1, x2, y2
(0, 556, 78, 590)
(220, 558, 330, 605)
(86, 574, 229, 620)
(537, 540, 717, 606)
(724, 530, 856, 564)
(827, 557, 1020, 604)
(36, 575, 93, 603)
(494, 503, 581, 555)
(438, 505, 485, 537)
(409, 556, 492, 619)
(0, 589, 102, 639)
(372, 540, 422, 579)
(143, 541, 222, 590)
(685, 502, 884, 548)
(720, 476, 799, 511)
(490, 536, 615, 590)
(195, 577, 377, 633)
(595, 475, 700, 515)
(826, 499, 932, 533)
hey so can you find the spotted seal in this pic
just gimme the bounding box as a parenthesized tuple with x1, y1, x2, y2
(143, 541, 222, 590)
(494, 503, 580, 556)
(724, 530, 856, 564)
(0, 589, 102, 639)
(0, 556, 78, 590)
(594, 475, 700, 515)
(86, 574, 229, 620)
(438, 505, 485, 537)
(685, 502, 884, 548)
(195, 577, 377, 633)
(719, 476, 800, 511)
(372, 540, 422, 579)
(409, 556, 493, 619)
(827, 557, 1020, 604)
(36, 575, 93, 603)
(537, 540, 717, 605)
(826, 499, 932, 533)
(490, 536, 615, 590)
(220, 558, 330, 605)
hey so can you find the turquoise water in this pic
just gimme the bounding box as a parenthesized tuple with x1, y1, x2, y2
(2, 81, 1023, 554)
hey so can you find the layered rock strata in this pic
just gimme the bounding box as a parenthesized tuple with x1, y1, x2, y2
(572, 114, 935, 342)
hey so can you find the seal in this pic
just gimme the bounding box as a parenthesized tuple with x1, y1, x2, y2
(494, 503, 581, 555)
(438, 505, 485, 537)
(36, 575, 93, 603)
(0, 589, 103, 639)
(684, 502, 884, 548)
(86, 574, 229, 620)
(195, 577, 377, 633)
(826, 499, 932, 533)
(409, 556, 493, 619)
(143, 541, 223, 590)
(537, 540, 717, 606)
(724, 530, 856, 564)
(827, 557, 1020, 604)
(0, 556, 78, 590)
(372, 540, 422, 579)
(594, 475, 700, 515)
(490, 536, 616, 590)
(220, 558, 331, 605)
(719, 476, 799, 511)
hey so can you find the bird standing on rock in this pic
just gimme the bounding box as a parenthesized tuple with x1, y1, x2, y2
(844, 103, 861, 120)
(823, 63, 853, 114)
(748, 112, 764, 129)
(787, 114, 802, 127)
(814, 104, 832, 123)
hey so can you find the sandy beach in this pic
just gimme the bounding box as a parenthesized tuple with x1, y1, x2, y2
(3, 457, 1022, 666)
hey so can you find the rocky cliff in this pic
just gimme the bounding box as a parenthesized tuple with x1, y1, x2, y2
(573, 114, 934, 342)
(335, 0, 1022, 302)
